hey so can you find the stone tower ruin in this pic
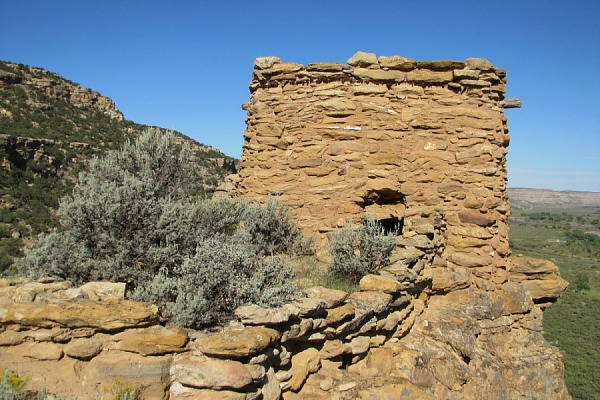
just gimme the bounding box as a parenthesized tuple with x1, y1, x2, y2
(0, 53, 571, 399)
(236, 51, 521, 290)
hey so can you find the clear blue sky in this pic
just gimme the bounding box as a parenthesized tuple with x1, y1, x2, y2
(1, 0, 599, 191)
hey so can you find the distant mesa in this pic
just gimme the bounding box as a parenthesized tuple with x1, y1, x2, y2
(509, 188, 600, 207)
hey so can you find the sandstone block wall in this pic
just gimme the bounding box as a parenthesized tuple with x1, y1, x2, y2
(0, 251, 569, 399)
(0, 247, 436, 400)
(236, 52, 518, 291)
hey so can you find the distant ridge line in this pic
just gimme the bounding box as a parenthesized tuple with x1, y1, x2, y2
(508, 188, 600, 206)
(510, 187, 600, 194)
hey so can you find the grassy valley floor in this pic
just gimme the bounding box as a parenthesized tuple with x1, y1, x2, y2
(510, 206, 600, 400)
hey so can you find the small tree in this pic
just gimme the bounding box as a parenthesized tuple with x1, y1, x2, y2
(18, 128, 301, 328)
(328, 218, 397, 283)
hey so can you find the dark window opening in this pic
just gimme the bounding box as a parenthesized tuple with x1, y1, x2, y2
(361, 189, 406, 236)
(377, 216, 403, 235)
(363, 188, 405, 206)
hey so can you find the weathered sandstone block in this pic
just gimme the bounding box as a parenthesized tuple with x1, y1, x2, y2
(79, 281, 126, 301)
(346, 291, 392, 315)
(359, 274, 403, 293)
(347, 51, 378, 67)
(192, 326, 280, 358)
(112, 325, 188, 355)
(235, 303, 300, 325)
(288, 347, 321, 391)
(173, 355, 253, 390)
(304, 286, 347, 308)
(64, 338, 103, 360)
(509, 255, 569, 300)
(0, 300, 159, 331)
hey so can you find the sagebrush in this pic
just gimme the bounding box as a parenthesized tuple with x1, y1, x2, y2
(18, 128, 302, 328)
(328, 218, 397, 283)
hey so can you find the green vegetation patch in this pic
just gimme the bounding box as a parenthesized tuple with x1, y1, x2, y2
(0, 60, 236, 273)
(510, 206, 600, 399)
(18, 129, 299, 329)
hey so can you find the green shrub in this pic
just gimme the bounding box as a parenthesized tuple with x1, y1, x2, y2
(0, 369, 29, 395)
(134, 237, 296, 327)
(572, 272, 590, 292)
(18, 128, 300, 328)
(328, 218, 397, 283)
(104, 378, 140, 400)
(242, 197, 304, 256)
(18, 128, 197, 284)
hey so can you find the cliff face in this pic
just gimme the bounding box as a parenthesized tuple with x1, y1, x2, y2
(0, 62, 123, 121)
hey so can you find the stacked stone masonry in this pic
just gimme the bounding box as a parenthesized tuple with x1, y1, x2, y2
(0, 252, 568, 399)
(236, 52, 519, 291)
(0, 53, 570, 399)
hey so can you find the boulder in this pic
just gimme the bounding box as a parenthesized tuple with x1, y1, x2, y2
(406, 70, 453, 83)
(418, 307, 479, 360)
(320, 339, 351, 359)
(13, 341, 64, 360)
(306, 62, 345, 72)
(325, 303, 356, 325)
(447, 252, 493, 268)
(465, 57, 496, 71)
(8, 281, 71, 302)
(254, 56, 282, 70)
(458, 209, 496, 227)
(365, 347, 395, 375)
(416, 60, 465, 71)
(235, 303, 299, 325)
(64, 338, 103, 360)
(349, 336, 371, 355)
(359, 274, 403, 293)
(79, 281, 126, 301)
(431, 266, 471, 293)
(304, 286, 347, 308)
(85, 350, 172, 398)
(347, 291, 392, 315)
(292, 298, 327, 317)
(378, 55, 417, 70)
(499, 281, 534, 315)
(262, 367, 282, 400)
(352, 68, 406, 83)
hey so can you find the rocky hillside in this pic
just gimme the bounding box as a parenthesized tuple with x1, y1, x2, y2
(0, 61, 236, 272)
(509, 188, 600, 207)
